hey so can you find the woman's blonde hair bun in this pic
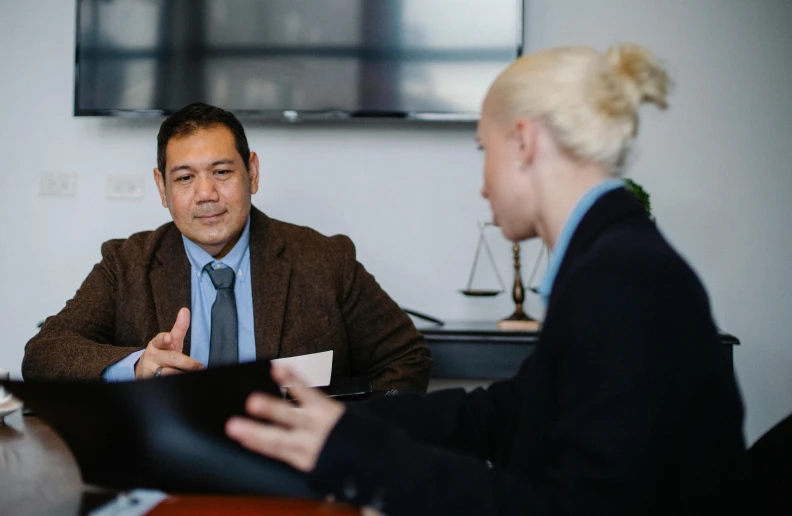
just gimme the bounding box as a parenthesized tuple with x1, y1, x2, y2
(605, 44, 671, 111)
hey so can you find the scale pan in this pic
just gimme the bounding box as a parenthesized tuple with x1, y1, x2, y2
(459, 289, 503, 297)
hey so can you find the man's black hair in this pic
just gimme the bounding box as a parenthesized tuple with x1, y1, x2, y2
(157, 103, 250, 176)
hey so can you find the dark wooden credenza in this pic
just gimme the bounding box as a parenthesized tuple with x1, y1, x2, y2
(417, 321, 740, 380)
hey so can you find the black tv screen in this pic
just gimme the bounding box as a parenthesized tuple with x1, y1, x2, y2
(75, 0, 524, 121)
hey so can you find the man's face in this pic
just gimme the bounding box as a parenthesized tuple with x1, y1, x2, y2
(154, 125, 259, 258)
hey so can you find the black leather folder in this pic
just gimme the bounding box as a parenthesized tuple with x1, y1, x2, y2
(2, 361, 319, 498)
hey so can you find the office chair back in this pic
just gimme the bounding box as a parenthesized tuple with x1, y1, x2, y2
(741, 412, 792, 515)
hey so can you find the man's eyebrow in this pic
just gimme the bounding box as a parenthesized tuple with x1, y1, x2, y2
(169, 164, 194, 174)
(168, 159, 236, 175)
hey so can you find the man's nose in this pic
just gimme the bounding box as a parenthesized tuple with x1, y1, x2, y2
(195, 175, 219, 201)
(480, 184, 489, 199)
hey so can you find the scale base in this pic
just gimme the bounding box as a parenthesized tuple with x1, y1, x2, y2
(498, 309, 540, 332)
(497, 319, 540, 332)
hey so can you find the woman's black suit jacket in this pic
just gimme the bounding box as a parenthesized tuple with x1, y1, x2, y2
(309, 188, 745, 515)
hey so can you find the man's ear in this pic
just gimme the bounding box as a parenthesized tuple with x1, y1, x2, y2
(248, 151, 260, 196)
(514, 119, 537, 169)
(153, 168, 168, 208)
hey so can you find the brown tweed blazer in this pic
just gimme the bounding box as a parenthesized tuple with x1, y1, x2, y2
(22, 207, 432, 391)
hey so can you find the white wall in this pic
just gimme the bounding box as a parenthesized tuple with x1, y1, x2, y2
(1, 0, 790, 444)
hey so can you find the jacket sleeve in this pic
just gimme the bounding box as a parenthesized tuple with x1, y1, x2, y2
(311, 406, 538, 516)
(311, 376, 530, 515)
(349, 372, 523, 459)
(333, 235, 432, 392)
(22, 241, 144, 381)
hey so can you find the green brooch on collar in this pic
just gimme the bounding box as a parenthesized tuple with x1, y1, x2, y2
(624, 178, 652, 217)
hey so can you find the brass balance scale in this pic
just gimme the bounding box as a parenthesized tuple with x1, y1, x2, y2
(460, 222, 545, 331)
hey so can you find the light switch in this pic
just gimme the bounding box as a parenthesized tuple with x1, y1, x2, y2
(40, 172, 77, 197)
(107, 175, 144, 200)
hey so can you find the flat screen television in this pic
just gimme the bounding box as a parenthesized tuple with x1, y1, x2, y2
(75, 0, 524, 121)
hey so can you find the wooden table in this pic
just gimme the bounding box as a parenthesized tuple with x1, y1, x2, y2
(0, 411, 358, 516)
(0, 410, 83, 515)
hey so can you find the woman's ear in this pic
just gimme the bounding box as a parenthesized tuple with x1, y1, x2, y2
(514, 119, 537, 169)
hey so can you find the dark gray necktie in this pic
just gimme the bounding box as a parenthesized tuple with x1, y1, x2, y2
(204, 264, 238, 367)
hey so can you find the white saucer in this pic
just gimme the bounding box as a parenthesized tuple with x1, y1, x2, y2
(0, 396, 23, 421)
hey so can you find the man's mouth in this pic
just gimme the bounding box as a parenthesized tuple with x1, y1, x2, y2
(195, 211, 226, 221)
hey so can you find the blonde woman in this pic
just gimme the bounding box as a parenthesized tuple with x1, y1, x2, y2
(226, 45, 745, 515)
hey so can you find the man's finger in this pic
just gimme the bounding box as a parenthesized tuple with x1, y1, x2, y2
(158, 351, 204, 372)
(169, 308, 191, 353)
(158, 366, 185, 377)
(245, 393, 307, 429)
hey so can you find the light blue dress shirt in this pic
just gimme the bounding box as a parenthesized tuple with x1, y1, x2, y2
(537, 179, 624, 304)
(103, 216, 256, 381)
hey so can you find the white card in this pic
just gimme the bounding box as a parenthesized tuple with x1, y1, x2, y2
(270, 350, 333, 387)
(90, 489, 168, 516)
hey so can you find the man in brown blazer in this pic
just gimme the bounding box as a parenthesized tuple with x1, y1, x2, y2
(22, 103, 432, 392)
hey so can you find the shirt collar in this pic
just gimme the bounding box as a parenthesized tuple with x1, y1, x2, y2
(182, 215, 251, 281)
(538, 178, 624, 304)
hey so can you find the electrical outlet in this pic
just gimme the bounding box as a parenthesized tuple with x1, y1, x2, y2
(40, 172, 77, 197)
(107, 174, 144, 200)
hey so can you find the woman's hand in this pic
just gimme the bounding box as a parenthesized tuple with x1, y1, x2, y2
(225, 364, 346, 472)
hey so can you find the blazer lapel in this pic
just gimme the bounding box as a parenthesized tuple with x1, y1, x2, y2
(150, 224, 193, 355)
(249, 208, 292, 360)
